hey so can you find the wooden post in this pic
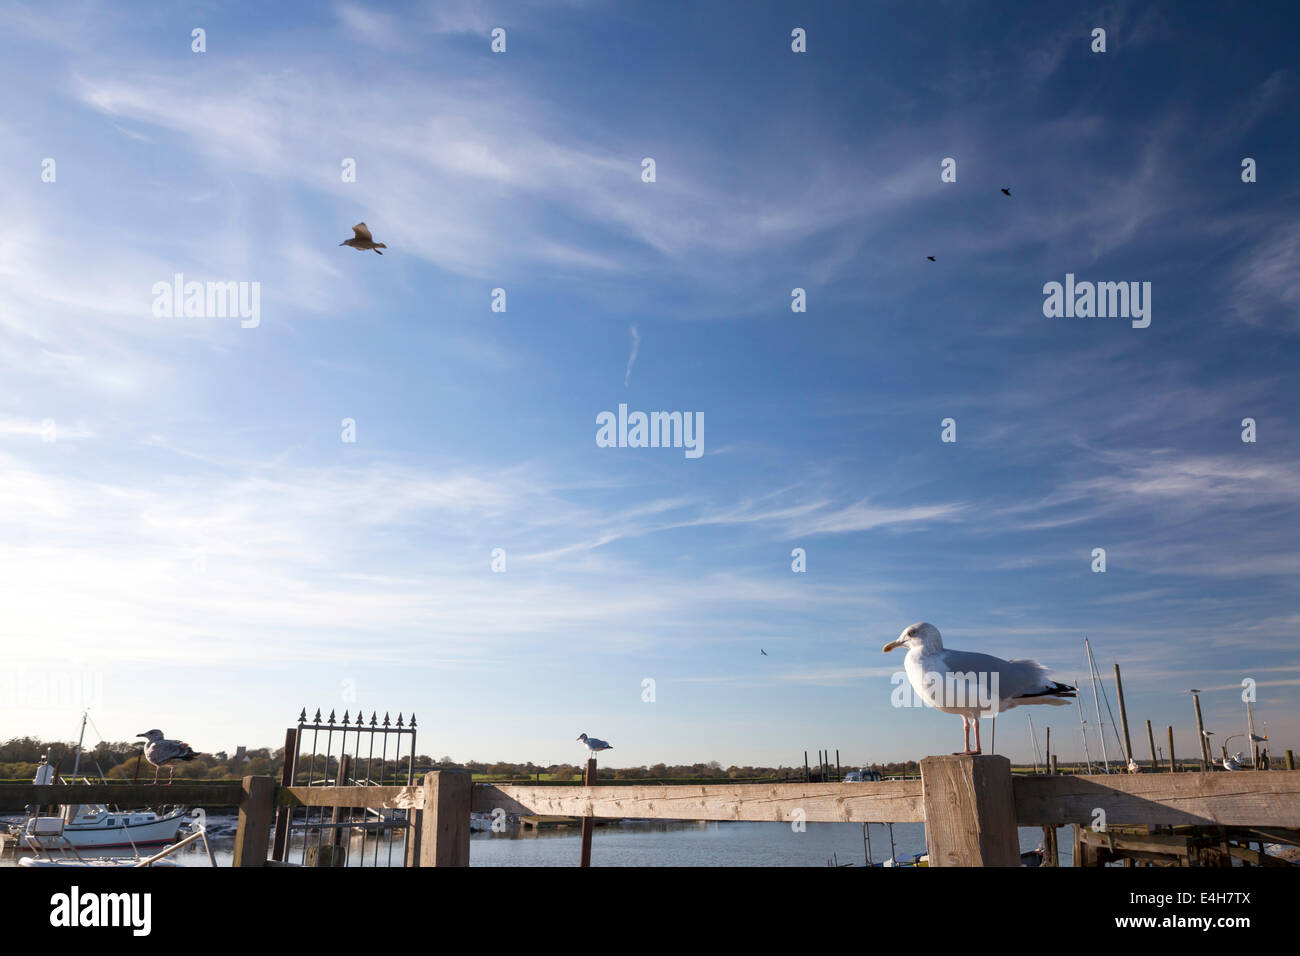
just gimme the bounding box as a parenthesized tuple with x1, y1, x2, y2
(1287, 750, 1295, 771)
(920, 755, 1019, 866)
(579, 758, 597, 867)
(1146, 720, 1157, 773)
(1049, 755, 1057, 775)
(1114, 664, 1134, 767)
(1045, 727, 1051, 773)
(1192, 694, 1209, 771)
(325, 753, 352, 866)
(418, 771, 471, 867)
(271, 726, 298, 862)
(1043, 825, 1058, 866)
(233, 775, 276, 867)
(1166, 725, 1176, 773)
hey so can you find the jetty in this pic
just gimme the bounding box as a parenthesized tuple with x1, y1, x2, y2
(4, 755, 1297, 866)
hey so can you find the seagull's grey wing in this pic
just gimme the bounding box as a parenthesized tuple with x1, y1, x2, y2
(937, 649, 1057, 699)
(152, 739, 185, 763)
(352, 222, 373, 241)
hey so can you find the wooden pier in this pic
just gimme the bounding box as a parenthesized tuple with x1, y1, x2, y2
(5, 755, 1297, 866)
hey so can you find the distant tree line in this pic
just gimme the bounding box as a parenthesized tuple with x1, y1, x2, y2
(1, 736, 921, 783)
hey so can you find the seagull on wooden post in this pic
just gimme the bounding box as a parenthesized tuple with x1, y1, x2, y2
(339, 222, 387, 254)
(882, 622, 1076, 755)
(577, 733, 612, 758)
(137, 729, 198, 785)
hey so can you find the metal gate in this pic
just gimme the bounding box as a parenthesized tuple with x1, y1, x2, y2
(271, 708, 417, 866)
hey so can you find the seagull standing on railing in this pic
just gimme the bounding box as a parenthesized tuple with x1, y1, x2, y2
(882, 622, 1076, 755)
(577, 733, 612, 758)
(137, 729, 198, 785)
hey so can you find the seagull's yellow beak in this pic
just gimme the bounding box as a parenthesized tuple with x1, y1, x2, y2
(882, 638, 906, 653)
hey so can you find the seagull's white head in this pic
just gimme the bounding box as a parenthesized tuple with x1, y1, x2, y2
(577, 733, 588, 742)
(137, 729, 164, 741)
(882, 622, 942, 654)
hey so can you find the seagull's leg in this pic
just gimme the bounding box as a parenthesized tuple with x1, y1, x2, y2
(972, 717, 982, 755)
(954, 715, 971, 755)
(153, 764, 160, 785)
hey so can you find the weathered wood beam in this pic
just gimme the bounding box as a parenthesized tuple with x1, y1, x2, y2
(1014, 770, 1300, 827)
(921, 755, 1020, 867)
(278, 785, 422, 810)
(472, 780, 925, 823)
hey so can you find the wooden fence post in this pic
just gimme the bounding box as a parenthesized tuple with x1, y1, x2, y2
(271, 726, 297, 862)
(233, 775, 277, 867)
(418, 771, 471, 867)
(920, 755, 1019, 866)
(580, 758, 597, 867)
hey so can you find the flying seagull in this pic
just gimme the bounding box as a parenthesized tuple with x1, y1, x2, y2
(1001, 188, 1011, 196)
(577, 733, 612, 757)
(340, 222, 387, 254)
(926, 256, 936, 261)
(760, 649, 768, 656)
(882, 622, 1076, 755)
(137, 729, 198, 785)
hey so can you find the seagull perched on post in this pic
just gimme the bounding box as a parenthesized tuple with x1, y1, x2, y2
(339, 222, 387, 254)
(137, 729, 198, 785)
(577, 733, 612, 758)
(882, 622, 1076, 755)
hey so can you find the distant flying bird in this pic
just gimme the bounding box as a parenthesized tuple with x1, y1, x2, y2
(760, 649, 768, 656)
(926, 256, 936, 261)
(137, 729, 198, 785)
(1001, 188, 1011, 196)
(340, 222, 387, 255)
(882, 622, 1076, 755)
(577, 733, 612, 757)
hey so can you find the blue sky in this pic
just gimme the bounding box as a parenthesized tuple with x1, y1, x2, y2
(1, 0, 1297, 768)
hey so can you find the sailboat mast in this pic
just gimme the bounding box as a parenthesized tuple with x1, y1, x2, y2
(1027, 713, 1041, 772)
(1246, 698, 1258, 768)
(1075, 676, 1093, 772)
(1086, 638, 1111, 772)
(70, 711, 88, 781)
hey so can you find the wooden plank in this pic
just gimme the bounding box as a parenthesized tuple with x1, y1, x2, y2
(233, 776, 277, 868)
(278, 785, 422, 810)
(471, 780, 925, 823)
(920, 755, 1020, 867)
(1014, 770, 1300, 826)
(420, 771, 471, 867)
(0, 783, 244, 810)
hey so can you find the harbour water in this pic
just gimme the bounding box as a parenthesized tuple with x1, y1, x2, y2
(1, 815, 1068, 867)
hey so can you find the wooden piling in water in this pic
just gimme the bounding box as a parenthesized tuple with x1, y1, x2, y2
(1287, 750, 1295, 771)
(1167, 725, 1176, 773)
(1146, 720, 1157, 772)
(1192, 693, 1209, 771)
(1114, 664, 1134, 767)
(580, 758, 597, 867)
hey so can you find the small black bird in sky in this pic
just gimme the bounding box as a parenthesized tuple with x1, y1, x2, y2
(926, 256, 936, 261)
(1001, 188, 1011, 196)
(340, 222, 387, 254)
(760, 649, 767, 656)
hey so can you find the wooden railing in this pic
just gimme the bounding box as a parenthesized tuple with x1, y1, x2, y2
(7, 756, 1299, 866)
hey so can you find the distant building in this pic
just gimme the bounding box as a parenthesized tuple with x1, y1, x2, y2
(214, 751, 229, 761)
(235, 746, 248, 761)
